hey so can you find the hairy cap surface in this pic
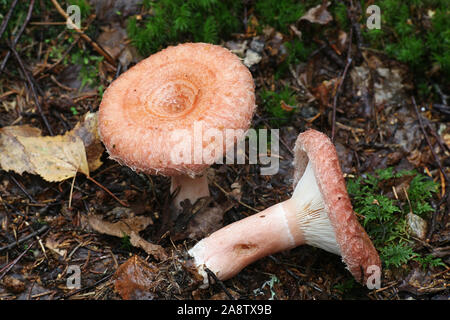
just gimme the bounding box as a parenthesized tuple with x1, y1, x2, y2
(99, 43, 255, 176)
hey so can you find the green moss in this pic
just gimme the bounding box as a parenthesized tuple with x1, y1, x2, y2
(254, 0, 307, 33)
(362, 0, 450, 86)
(259, 86, 298, 126)
(285, 39, 316, 65)
(70, 50, 103, 90)
(347, 168, 440, 270)
(127, 0, 242, 56)
(68, 0, 91, 18)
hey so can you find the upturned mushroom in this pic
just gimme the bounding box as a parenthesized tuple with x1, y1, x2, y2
(99, 43, 255, 211)
(188, 129, 381, 286)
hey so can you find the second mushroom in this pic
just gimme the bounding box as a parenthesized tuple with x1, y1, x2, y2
(188, 129, 381, 286)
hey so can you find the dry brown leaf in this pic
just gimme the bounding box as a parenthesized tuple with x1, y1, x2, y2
(45, 236, 67, 257)
(299, 2, 333, 25)
(71, 112, 104, 172)
(129, 231, 167, 260)
(0, 275, 25, 294)
(84, 214, 153, 238)
(113, 255, 158, 300)
(0, 112, 103, 182)
(83, 214, 167, 260)
(0, 125, 42, 174)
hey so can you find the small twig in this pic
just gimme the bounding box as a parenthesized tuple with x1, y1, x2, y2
(59, 273, 113, 299)
(0, 242, 35, 281)
(50, 74, 77, 91)
(8, 174, 37, 203)
(68, 173, 77, 209)
(212, 180, 258, 212)
(205, 268, 236, 300)
(0, 0, 35, 73)
(0, 225, 49, 253)
(0, 0, 19, 40)
(8, 41, 54, 135)
(86, 175, 129, 207)
(37, 14, 96, 76)
(49, 0, 117, 67)
(37, 35, 81, 74)
(331, 27, 353, 143)
(412, 96, 449, 182)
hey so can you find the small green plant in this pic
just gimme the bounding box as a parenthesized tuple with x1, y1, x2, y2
(259, 86, 297, 126)
(127, 0, 242, 56)
(284, 39, 316, 66)
(362, 0, 450, 88)
(253, 274, 279, 300)
(414, 254, 446, 271)
(70, 106, 78, 115)
(70, 50, 103, 90)
(333, 278, 356, 295)
(254, 0, 307, 33)
(120, 234, 132, 251)
(347, 167, 439, 269)
(68, 0, 91, 18)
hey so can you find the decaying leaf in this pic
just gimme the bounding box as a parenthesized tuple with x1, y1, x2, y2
(83, 214, 153, 238)
(0, 112, 103, 182)
(399, 266, 447, 295)
(129, 231, 167, 261)
(299, 2, 333, 25)
(83, 213, 167, 260)
(113, 254, 204, 300)
(45, 236, 67, 257)
(113, 255, 158, 300)
(0, 125, 42, 174)
(170, 197, 225, 241)
(0, 275, 25, 294)
(72, 112, 104, 172)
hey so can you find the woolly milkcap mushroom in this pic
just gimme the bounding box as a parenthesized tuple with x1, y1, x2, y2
(188, 129, 381, 285)
(99, 43, 255, 209)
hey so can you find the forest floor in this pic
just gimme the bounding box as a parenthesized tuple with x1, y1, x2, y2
(0, 1, 448, 300)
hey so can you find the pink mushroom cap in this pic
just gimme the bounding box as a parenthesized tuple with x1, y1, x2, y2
(293, 129, 381, 282)
(99, 43, 255, 177)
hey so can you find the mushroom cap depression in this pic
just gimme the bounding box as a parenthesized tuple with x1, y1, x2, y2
(99, 43, 256, 177)
(293, 129, 381, 283)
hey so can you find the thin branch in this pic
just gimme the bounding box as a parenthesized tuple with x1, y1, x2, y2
(412, 96, 449, 182)
(59, 273, 113, 299)
(8, 174, 37, 203)
(205, 268, 236, 300)
(0, 242, 35, 281)
(0, 0, 19, 40)
(86, 175, 129, 207)
(0, 0, 35, 73)
(7, 41, 54, 135)
(0, 225, 48, 253)
(49, 0, 117, 67)
(331, 27, 353, 143)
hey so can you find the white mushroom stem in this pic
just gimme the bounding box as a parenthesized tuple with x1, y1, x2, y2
(188, 161, 340, 284)
(170, 174, 210, 210)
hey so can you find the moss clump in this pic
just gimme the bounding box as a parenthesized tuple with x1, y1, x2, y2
(127, 0, 242, 56)
(362, 1, 450, 84)
(254, 0, 307, 33)
(347, 167, 442, 269)
(259, 86, 298, 126)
